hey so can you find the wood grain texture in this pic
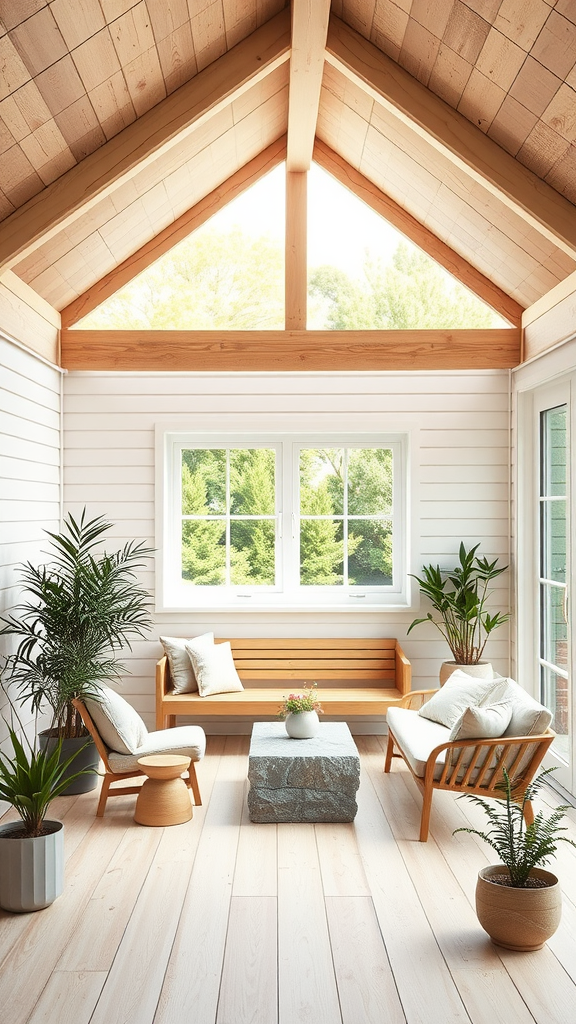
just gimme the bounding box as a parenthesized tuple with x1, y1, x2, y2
(61, 137, 287, 327)
(0, 276, 60, 362)
(284, 169, 307, 330)
(313, 139, 524, 326)
(0, 9, 291, 273)
(286, 0, 331, 171)
(61, 328, 521, 371)
(325, 15, 576, 258)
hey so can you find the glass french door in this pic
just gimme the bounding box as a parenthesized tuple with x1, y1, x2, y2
(536, 385, 572, 791)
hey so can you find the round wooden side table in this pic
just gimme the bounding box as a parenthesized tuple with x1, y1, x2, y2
(134, 754, 192, 826)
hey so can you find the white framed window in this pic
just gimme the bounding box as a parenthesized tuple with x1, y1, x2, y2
(156, 430, 409, 611)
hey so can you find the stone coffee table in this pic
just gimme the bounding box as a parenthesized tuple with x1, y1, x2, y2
(247, 722, 361, 823)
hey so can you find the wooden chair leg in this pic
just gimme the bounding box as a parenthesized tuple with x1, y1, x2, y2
(523, 798, 535, 827)
(188, 762, 202, 806)
(419, 782, 434, 842)
(384, 731, 395, 773)
(97, 774, 113, 817)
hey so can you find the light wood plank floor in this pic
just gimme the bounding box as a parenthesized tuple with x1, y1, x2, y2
(2, 734, 576, 1024)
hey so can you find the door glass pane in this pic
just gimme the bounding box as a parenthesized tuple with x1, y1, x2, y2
(541, 664, 569, 754)
(540, 583, 568, 669)
(539, 404, 569, 761)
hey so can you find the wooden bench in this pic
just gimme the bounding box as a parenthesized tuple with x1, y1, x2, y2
(156, 638, 411, 729)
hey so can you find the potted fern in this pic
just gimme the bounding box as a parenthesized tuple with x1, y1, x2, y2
(408, 541, 509, 684)
(455, 768, 575, 950)
(0, 510, 152, 793)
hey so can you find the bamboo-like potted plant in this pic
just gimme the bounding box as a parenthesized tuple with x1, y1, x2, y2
(407, 541, 509, 684)
(0, 703, 88, 912)
(454, 767, 575, 950)
(0, 510, 153, 793)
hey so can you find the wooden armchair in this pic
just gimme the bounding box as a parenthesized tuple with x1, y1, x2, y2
(385, 689, 555, 842)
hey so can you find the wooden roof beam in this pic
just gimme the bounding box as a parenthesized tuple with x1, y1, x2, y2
(0, 9, 291, 275)
(287, 0, 331, 172)
(326, 15, 576, 259)
(61, 137, 287, 328)
(313, 140, 523, 327)
(61, 329, 521, 372)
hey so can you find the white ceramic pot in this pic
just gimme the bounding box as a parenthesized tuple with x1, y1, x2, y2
(439, 661, 493, 686)
(285, 710, 319, 739)
(0, 819, 64, 913)
(476, 864, 561, 951)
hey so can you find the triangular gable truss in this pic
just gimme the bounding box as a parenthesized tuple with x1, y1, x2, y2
(8, 3, 576, 368)
(61, 137, 522, 330)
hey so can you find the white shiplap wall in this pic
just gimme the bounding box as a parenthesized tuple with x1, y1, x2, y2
(63, 370, 512, 732)
(0, 334, 62, 755)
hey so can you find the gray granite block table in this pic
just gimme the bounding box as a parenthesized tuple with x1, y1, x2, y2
(247, 721, 361, 823)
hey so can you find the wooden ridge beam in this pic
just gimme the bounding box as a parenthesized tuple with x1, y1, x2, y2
(313, 139, 523, 327)
(61, 137, 287, 328)
(326, 15, 576, 259)
(287, 0, 331, 171)
(0, 9, 291, 275)
(61, 329, 520, 372)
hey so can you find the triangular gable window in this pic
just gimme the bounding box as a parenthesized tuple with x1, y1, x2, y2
(77, 161, 504, 330)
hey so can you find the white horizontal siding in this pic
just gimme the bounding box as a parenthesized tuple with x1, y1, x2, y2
(63, 369, 512, 730)
(0, 336, 62, 759)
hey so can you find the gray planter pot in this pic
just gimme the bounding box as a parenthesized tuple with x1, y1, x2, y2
(39, 730, 100, 794)
(0, 820, 64, 912)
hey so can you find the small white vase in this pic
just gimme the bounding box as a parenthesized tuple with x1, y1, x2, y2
(285, 711, 319, 739)
(439, 661, 493, 686)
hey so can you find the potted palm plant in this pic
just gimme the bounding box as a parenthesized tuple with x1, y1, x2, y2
(0, 703, 88, 911)
(0, 510, 153, 793)
(407, 541, 509, 684)
(455, 768, 575, 950)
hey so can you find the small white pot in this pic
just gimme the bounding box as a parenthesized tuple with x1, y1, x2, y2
(0, 820, 64, 913)
(439, 661, 493, 686)
(285, 711, 319, 739)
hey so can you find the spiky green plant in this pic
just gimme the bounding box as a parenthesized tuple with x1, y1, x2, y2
(454, 767, 576, 887)
(0, 709, 88, 837)
(407, 541, 509, 664)
(0, 510, 153, 739)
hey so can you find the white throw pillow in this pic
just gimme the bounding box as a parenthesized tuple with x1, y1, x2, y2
(449, 700, 512, 742)
(494, 678, 554, 737)
(418, 670, 508, 730)
(160, 633, 214, 694)
(85, 687, 148, 755)
(185, 640, 244, 698)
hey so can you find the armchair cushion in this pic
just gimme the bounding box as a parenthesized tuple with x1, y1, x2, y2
(498, 678, 553, 736)
(418, 670, 508, 729)
(85, 687, 148, 755)
(449, 700, 512, 741)
(108, 724, 206, 774)
(386, 706, 450, 779)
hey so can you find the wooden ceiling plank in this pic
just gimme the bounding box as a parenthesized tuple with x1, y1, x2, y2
(325, 15, 576, 258)
(286, 0, 331, 171)
(61, 328, 521, 372)
(522, 267, 576, 328)
(313, 139, 524, 326)
(0, 268, 60, 328)
(61, 136, 287, 327)
(0, 7, 291, 275)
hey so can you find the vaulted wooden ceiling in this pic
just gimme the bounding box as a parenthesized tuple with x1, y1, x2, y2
(1, 0, 575, 322)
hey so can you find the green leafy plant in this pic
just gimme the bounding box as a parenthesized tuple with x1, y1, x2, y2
(0, 705, 89, 837)
(0, 510, 153, 739)
(279, 684, 324, 719)
(454, 767, 576, 887)
(407, 541, 509, 664)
